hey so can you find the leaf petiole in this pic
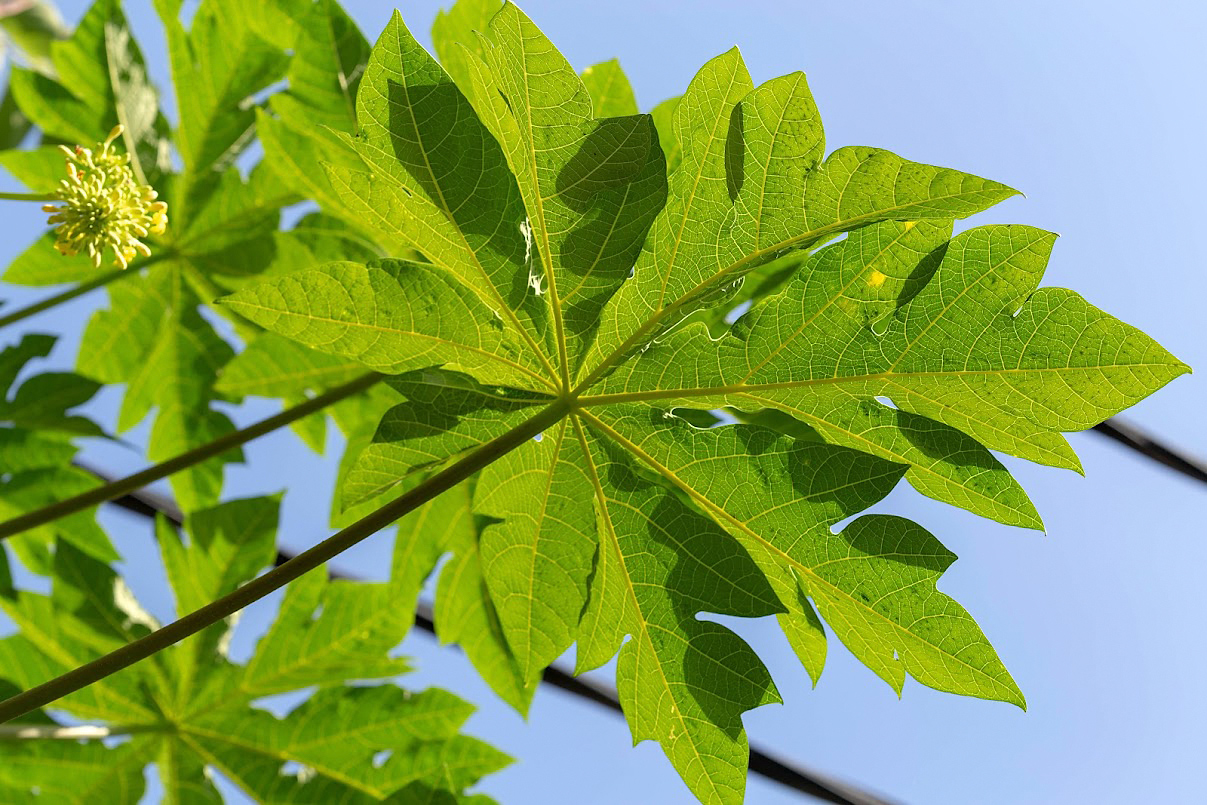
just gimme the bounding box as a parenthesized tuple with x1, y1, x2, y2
(0, 191, 56, 202)
(0, 372, 385, 541)
(0, 269, 125, 330)
(0, 397, 571, 724)
(0, 250, 172, 331)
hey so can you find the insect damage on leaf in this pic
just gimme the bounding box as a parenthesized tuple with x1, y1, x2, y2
(216, 2, 1189, 802)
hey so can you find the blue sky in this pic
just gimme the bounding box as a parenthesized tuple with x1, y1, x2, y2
(3, 1, 1206, 803)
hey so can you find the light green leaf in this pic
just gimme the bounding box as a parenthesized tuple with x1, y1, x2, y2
(272, 0, 367, 131)
(573, 422, 782, 805)
(9, 0, 167, 177)
(0, 145, 67, 193)
(3, 234, 112, 286)
(431, 0, 502, 100)
(582, 59, 639, 118)
(0, 542, 159, 723)
(85, 266, 240, 512)
(465, 3, 667, 373)
(257, 0, 372, 230)
(0, 334, 54, 396)
(157, 497, 280, 706)
(593, 407, 1024, 704)
(3, 370, 104, 437)
(221, 258, 555, 391)
(650, 96, 682, 173)
(328, 380, 409, 528)
(476, 417, 596, 678)
(215, 332, 367, 398)
(0, 738, 151, 804)
(326, 9, 555, 376)
(0, 84, 30, 152)
(233, 569, 411, 702)
(0, 502, 507, 804)
(161, 0, 287, 181)
(584, 57, 1016, 379)
(597, 225, 1184, 477)
(393, 485, 536, 714)
(0, 428, 76, 474)
(345, 368, 550, 507)
(189, 686, 508, 801)
(0, 468, 117, 571)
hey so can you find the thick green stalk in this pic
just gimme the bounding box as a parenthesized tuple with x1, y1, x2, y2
(0, 372, 384, 541)
(0, 191, 55, 201)
(0, 250, 171, 331)
(0, 399, 570, 724)
(0, 724, 159, 740)
(0, 269, 125, 329)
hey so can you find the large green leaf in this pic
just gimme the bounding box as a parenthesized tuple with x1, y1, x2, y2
(325, 9, 556, 374)
(573, 425, 782, 802)
(224, 4, 1185, 802)
(463, 4, 667, 375)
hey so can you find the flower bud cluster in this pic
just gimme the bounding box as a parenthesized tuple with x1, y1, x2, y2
(42, 126, 168, 269)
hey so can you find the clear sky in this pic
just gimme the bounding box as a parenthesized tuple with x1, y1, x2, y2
(3, 1, 1206, 803)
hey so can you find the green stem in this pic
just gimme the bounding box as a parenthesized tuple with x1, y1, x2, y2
(0, 372, 384, 541)
(0, 191, 54, 201)
(0, 269, 125, 329)
(0, 399, 569, 724)
(0, 250, 172, 331)
(0, 724, 161, 740)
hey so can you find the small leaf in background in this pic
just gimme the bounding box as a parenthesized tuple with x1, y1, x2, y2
(0, 497, 507, 803)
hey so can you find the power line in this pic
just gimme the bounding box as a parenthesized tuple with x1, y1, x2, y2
(89, 463, 898, 805)
(1092, 420, 1207, 485)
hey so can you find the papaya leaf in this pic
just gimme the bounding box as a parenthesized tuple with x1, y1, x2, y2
(0, 1, 1186, 803)
(9, 0, 169, 181)
(224, 4, 1185, 801)
(393, 484, 536, 714)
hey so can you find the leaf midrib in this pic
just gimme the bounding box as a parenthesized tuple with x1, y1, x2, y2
(577, 361, 1179, 408)
(569, 415, 732, 805)
(576, 185, 1015, 392)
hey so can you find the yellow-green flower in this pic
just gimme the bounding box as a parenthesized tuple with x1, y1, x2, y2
(41, 125, 168, 269)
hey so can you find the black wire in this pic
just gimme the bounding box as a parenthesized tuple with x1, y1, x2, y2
(1091, 420, 1207, 485)
(88, 463, 897, 805)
